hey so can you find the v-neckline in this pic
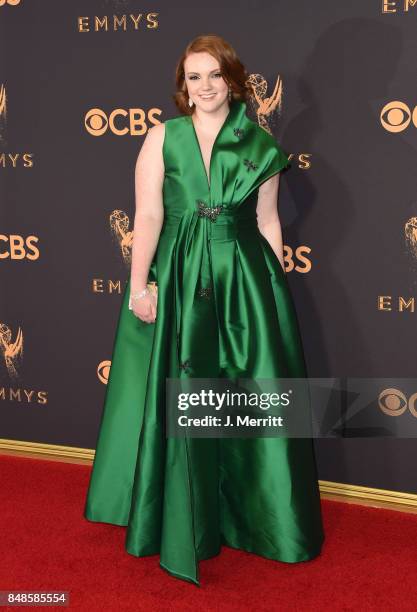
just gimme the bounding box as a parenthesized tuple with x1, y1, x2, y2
(189, 104, 233, 191)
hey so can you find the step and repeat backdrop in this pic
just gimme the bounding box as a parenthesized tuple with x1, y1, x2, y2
(1, 0, 417, 493)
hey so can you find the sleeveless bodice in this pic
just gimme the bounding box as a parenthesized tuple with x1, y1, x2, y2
(161, 99, 289, 218)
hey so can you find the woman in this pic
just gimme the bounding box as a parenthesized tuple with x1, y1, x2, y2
(84, 34, 324, 586)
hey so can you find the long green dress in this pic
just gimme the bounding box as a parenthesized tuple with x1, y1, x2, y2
(84, 99, 324, 585)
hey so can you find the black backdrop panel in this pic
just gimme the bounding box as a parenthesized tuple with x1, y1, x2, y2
(1, 1, 417, 493)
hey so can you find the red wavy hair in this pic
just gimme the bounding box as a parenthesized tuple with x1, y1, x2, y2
(173, 34, 252, 115)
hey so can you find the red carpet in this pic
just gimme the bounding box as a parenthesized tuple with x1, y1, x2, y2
(1, 454, 417, 611)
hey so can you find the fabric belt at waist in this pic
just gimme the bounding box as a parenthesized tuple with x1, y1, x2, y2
(162, 206, 258, 239)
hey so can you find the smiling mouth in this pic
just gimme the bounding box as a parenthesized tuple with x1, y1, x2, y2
(200, 93, 216, 99)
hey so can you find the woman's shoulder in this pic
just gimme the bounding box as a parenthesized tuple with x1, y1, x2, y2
(142, 123, 165, 156)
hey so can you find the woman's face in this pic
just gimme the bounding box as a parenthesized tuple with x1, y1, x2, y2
(183, 51, 229, 112)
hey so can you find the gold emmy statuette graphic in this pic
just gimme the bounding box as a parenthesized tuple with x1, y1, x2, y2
(0, 83, 6, 142)
(0, 83, 6, 117)
(109, 210, 133, 264)
(0, 323, 23, 378)
(246, 73, 284, 134)
(405, 217, 417, 259)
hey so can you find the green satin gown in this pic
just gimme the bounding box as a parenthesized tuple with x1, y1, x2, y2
(84, 99, 325, 585)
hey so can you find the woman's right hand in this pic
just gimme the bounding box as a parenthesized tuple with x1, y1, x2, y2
(132, 293, 157, 324)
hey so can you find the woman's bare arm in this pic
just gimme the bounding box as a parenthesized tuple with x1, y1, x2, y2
(130, 123, 165, 294)
(256, 173, 286, 273)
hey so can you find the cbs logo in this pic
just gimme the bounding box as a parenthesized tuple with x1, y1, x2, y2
(283, 246, 312, 273)
(0, 0, 21, 5)
(97, 360, 111, 384)
(379, 388, 417, 418)
(0, 235, 39, 260)
(380, 101, 417, 133)
(85, 108, 162, 136)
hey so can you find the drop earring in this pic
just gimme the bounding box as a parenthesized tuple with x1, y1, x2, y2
(228, 87, 232, 101)
(188, 97, 194, 107)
